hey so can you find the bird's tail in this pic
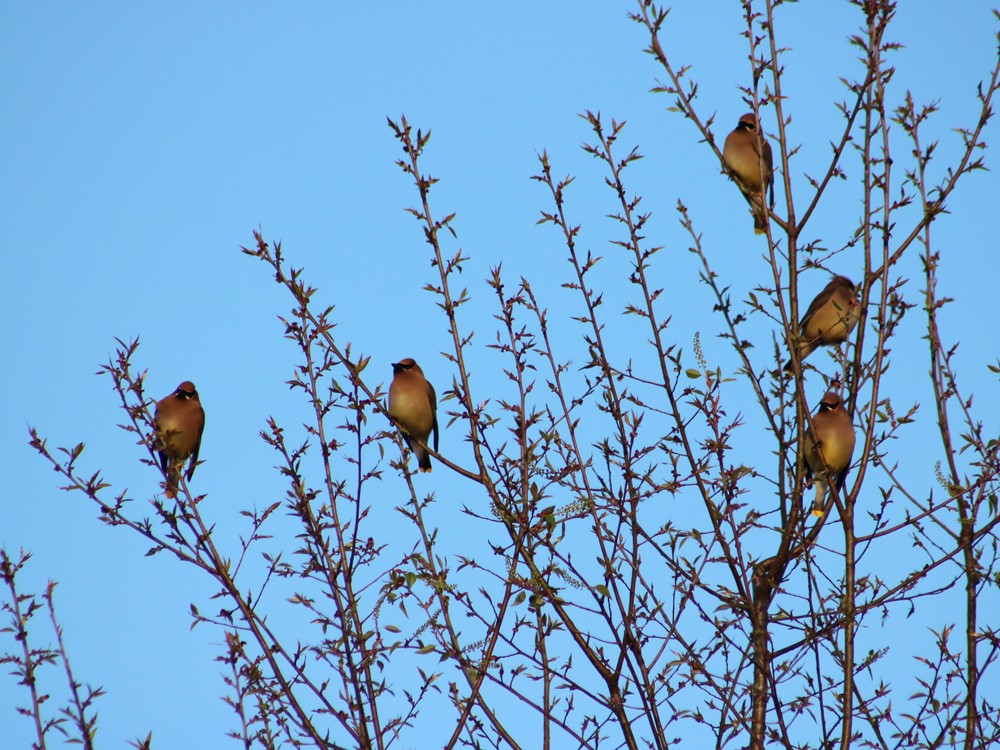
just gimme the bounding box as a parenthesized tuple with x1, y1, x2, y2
(811, 480, 827, 517)
(408, 438, 433, 473)
(749, 194, 768, 235)
(784, 342, 817, 373)
(165, 466, 181, 499)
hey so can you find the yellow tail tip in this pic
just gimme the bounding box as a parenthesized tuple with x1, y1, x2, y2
(812, 509, 825, 518)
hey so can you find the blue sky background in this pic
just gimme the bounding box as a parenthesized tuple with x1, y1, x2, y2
(2, 3, 998, 747)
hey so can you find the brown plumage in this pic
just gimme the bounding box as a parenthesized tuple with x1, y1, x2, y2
(803, 391, 856, 517)
(389, 358, 438, 472)
(784, 275, 860, 372)
(722, 112, 774, 234)
(154, 381, 205, 498)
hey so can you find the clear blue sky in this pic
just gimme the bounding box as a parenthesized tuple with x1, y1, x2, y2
(2, 3, 997, 747)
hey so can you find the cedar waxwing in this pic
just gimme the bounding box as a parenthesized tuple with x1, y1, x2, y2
(784, 275, 860, 372)
(722, 112, 774, 234)
(802, 391, 856, 517)
(388, 358, 438, 472)
(154, 381, 206, 498)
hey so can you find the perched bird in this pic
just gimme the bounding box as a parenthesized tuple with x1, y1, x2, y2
(388, 358, 438, 472)
(154, 381, 206, 498)
(802, 391, 856, 517)
(784, 275, 860, 372)
(722, 112, 774, 234)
